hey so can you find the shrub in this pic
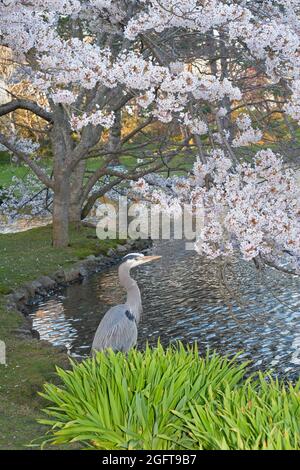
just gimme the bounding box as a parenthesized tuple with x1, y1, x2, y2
(173, 377, 300, 450)
(38, 343, 300, 450)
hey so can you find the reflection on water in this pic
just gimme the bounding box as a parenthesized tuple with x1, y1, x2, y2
(29, 240, 300, 380)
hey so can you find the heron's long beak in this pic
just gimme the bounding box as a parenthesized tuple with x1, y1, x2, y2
(139, 255, 162, 264)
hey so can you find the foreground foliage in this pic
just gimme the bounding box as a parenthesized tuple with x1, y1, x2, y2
(39, 343, 300, 450)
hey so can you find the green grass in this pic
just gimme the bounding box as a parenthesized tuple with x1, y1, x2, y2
(38, 343, 300, 450)
(0, 224, 119, 293)
(0, 152, 30, 186)
(0, 224, 121, 450)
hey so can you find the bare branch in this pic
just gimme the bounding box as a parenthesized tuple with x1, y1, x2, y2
(0, 99, 53, 122)
(121, 117, 153, 145)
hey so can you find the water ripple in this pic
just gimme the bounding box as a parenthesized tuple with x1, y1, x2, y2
(30, 240, 300, 379)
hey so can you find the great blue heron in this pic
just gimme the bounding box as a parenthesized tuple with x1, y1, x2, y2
(91, 252, 161, 354)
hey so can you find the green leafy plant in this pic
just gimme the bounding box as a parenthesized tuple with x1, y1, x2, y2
(172, 376, 300, 450)
(38, 342, 300, 450)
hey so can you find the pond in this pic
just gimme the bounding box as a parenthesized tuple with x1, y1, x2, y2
(29, 239, 300, 380)
(0, 216, 52, 234)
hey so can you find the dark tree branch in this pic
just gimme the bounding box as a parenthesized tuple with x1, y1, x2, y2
(81, 159, 170, 219)
(121, 117, 153, 145)
(81, 178, 123, 219)
(0, 99, 53, 122)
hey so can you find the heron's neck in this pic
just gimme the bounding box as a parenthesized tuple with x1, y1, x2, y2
(118, 264, 142, 322)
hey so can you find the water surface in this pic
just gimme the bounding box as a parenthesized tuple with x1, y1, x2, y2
(30, 240, 300, 380)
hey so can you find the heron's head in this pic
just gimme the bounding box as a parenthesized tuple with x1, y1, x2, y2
(121, 252, 161, 269)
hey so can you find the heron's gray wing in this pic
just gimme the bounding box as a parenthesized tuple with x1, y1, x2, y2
(91, 304, 137, 353)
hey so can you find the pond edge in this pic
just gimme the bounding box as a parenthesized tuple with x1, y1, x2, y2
(5, 238, 153, 347)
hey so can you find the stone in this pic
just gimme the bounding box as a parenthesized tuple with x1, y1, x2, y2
(78, 265, 88, 277)
(6, 295, 18, 311)
(122, 243, 131, 250)
(11, 288, 29, 304)
(116, 244, 127, 253)
(22, 315, 33, 327)
(38, 276, 56, 290)
(52, 269, 66, 282)
(86, 255, 97, 261)
(31, 329, 40, 340)
(64, 268, 81, 283)
(136, 238, 152, 250)
(6, 302, 17, 312)
(24, 280, 44, 297)
(81, 258, 99, 272)
(13, 327, 32, 338)
(56, 345, 68, 353)
(19, 305, 31, 315)
(107, 248, 116, 257)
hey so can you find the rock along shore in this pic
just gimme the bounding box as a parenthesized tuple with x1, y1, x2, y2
(6, 238, 152, 342)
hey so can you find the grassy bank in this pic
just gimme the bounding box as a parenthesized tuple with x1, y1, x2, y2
(0, 224, 120, 449)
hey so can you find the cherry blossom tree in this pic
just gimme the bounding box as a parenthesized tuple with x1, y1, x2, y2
(133, 148, 300, 273)
(0, 0, 300, 251)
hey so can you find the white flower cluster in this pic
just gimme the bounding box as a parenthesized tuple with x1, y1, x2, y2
(1, 0, 300, 135)
(136, 89, 156, 109)
(10, 138, 40, 155)
(131, 148, 300, 269)
(217, 107, 227, 117)
(153, 93, 186, 123)
(0, 1, 248, 135)
(182, 113, 208, 135)
(193, 76, 242, 102)
(70, 110, 115, 131)
(51, 90, 77, 105)
(125, 0, 249, 39)
(0, 173, 52, 220)
(232, 115, 263, 147)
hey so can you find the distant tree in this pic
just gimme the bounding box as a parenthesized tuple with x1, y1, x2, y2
(0, 1, 299, 251)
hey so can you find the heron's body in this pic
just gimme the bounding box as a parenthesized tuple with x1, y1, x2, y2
(91, 253, 161, 354)
(91, 304, 138, 352)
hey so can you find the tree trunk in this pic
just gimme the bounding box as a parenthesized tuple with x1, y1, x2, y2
(50, 105, 74, 247)
(69, 160, 86, 227)
(52, 173, 70, 248)
(107, 109, 121, 163)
